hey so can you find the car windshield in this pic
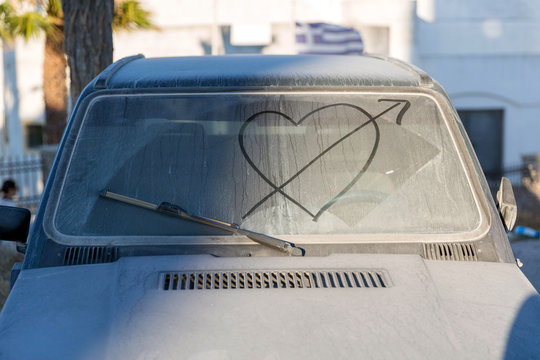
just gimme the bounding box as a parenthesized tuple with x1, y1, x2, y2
(49, 92, 481, 240)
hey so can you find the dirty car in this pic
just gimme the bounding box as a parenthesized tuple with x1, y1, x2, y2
(0, 55, 539, 359)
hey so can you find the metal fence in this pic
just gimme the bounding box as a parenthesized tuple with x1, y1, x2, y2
(0, 155, 43, 214)
(500, 165, 528, 185)
(0, 154, 533, 216)
(483, 165, 528, 190)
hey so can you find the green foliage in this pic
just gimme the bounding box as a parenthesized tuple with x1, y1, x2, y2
(13, 10, 49, 40)
(43, 0, 62, 19)
(113, 0, 157, 31)
(0, 1, 50, 42)
(0, 2, 18, 41)
(0, 0, 155, 43)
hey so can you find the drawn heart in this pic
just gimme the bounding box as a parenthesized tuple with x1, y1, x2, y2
(238, 102, 403, 221)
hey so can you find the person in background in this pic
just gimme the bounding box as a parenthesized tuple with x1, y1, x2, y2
(0, 179, 17, 207)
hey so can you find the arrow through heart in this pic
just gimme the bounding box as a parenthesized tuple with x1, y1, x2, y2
(238, 99, 410, 221)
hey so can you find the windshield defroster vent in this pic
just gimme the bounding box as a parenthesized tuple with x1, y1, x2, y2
(64, 246, 119, 265)
(160, 270, 390, 291)
(423, 243, 477, 261)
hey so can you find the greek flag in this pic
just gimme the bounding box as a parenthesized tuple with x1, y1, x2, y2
(295, 22, 364, 55)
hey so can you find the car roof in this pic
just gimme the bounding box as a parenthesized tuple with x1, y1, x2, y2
(92, 54, 434, 92)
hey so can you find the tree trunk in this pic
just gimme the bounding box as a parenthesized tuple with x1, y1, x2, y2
(43, 30, 67, 145)
(62, 0, 114, 104)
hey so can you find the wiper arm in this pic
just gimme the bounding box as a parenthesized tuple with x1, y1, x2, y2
(100, 190, 304, 256)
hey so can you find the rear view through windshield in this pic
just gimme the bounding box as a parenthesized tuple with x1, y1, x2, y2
(51, 92, 481, 238)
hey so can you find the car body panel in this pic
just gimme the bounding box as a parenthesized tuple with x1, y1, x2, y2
(102, 55, 427, 89)
(1, 55, 538, 358)
(1, 254, 538, 359)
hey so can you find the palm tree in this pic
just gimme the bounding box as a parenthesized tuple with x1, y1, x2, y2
(41, 0, 66, 145)
(0, 0, 155, 145)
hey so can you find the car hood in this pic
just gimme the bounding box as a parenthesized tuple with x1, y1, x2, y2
(1, 253, 539, 359)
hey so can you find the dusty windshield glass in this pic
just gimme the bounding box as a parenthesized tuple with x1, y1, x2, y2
(52, 92, 481, 238)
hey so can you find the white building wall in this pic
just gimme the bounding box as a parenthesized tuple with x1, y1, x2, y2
(16, 37, 45, 126)
(415, 0, 540, 169)
(342, 0, 415, 61)
(5, 0, 540, 170)
(0, 36, 43, 156)
(114, 0, 347, 59)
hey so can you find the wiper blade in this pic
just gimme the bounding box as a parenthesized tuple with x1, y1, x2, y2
(100, 190, 304, 256)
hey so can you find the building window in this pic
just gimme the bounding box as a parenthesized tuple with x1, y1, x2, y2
(26, 124, 44, 149)
(457, 109, 504, 186)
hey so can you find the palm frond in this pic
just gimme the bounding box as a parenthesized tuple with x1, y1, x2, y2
(14, 11, 49, 40)
(45, 0, 62, 19)
(113, 0, 158, 31)
(0, 1, 18, 41)
(0, 1, 14, 16)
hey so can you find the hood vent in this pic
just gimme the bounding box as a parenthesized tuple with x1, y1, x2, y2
(423, 243, 477, 261)
(161, 270, 390, 291)
(64, 246, 119, 265)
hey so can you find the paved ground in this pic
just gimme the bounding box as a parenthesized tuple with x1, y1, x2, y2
(0, 242, 23, 309)
(510, 238, 540, 292)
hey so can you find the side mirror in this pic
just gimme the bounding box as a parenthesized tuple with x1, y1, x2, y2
(497, 177, 517, 231)
(0, 205, 31, 242)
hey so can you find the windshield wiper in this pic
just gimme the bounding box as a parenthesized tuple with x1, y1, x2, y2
(100, 190, 304, 256)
